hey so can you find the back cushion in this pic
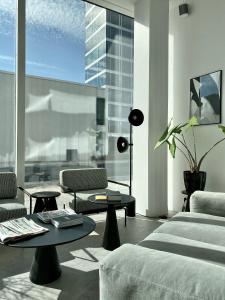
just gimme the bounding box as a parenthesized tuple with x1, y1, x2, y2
(0, 172, 17, 199)
(59, 168, 108, 192)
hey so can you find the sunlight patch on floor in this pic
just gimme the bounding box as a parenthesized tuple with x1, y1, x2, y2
(62, 247, 110, 272)
(0, 273, 61, 300)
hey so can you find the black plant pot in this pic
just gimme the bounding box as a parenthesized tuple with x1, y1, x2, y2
(183, 171, 207, 194)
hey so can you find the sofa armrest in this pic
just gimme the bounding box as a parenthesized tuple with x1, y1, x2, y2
(100, 243, 225, 300)
(190, 191, 225, 217)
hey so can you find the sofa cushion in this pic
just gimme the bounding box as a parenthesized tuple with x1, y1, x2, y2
(140, 232, 225, 267)
(100, 243, 225, 300)
(149, 212, 225, 248)
(0, 198, 27, 222)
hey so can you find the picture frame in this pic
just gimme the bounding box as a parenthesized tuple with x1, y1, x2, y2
(190, 70, 222, 125)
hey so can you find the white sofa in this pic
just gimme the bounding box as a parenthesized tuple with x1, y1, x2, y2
(100, 191, 225, 300)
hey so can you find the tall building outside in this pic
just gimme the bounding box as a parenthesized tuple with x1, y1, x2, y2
(85, 3, 134, 181)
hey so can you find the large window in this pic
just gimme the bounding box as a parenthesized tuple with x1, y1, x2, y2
(0, 0, 134, 186)
(25, 0, 107, 185)
(0, 0, 16, 172)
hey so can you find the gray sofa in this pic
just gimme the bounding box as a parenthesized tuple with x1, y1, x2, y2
(100, 191, 225, 300)
(0, 172, 27, 222)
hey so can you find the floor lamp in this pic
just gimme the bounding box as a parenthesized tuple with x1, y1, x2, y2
(117, 109, 144, 195)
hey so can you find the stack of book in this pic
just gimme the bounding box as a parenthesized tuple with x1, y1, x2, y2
(37, 209, 83, 229)
(95, 191, 121, 202)
(51, 214, 83, 228)
(37, 209, 75, 223)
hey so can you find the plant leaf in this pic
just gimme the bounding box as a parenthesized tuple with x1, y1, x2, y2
(218, 125, 225, 134)
(169, 137, 176, 158)
(154, 119, 172, 149)
(185, 116, 198, 130)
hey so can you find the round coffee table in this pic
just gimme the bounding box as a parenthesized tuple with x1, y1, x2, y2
(31, 191, 61, 213)
(7, 214, 96, 284)
(89, 194, 135, 251)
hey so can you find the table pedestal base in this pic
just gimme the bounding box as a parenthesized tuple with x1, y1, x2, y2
(33, 198, 58, 213)
(103, 204, 120, 251)
(30, 246, 61, 284)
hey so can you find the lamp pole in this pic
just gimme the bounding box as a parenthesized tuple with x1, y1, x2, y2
(129, 110, 133, 196)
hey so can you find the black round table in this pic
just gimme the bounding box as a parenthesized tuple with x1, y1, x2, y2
(31, 191, 61, 213)
(8, 214, 96, 284)
(89, 194, 135, 251)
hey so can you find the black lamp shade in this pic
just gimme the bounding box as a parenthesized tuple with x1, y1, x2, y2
(117, 137, 129, 153)
(128, 109, 144, 126)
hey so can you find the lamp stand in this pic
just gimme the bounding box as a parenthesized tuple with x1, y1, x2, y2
(129, 122, 133, 196)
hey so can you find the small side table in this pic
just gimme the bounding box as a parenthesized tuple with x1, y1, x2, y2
(181, 190, 192, 212)
(31, 191, 61, 213)
(89, 194, 135, 251)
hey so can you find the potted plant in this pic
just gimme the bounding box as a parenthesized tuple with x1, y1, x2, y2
(155, 116, 225, 193)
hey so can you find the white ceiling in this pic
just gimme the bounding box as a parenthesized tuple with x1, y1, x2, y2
(86, 0, 140, 17)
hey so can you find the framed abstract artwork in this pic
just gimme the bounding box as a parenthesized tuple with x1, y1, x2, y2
(190, 70, 222, 125)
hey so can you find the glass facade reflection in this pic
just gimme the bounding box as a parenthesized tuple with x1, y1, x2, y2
(85, 4, 134, 181)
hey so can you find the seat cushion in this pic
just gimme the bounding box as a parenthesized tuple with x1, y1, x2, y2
(70, 189, 125, 213)
(100, 243, 225, 300)
(0, 198, 27, 222)
(77, 188, 118, 201)
(144, 212, 225, 248)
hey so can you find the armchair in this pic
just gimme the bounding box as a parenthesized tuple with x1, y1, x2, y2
(59, 168, 135, 224)
(0, 172, 27, 222)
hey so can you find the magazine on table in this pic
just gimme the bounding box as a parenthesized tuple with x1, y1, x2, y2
(37, 208, 77, 223)
(0, 217, 49, 244)
(51, 214, 84, 228)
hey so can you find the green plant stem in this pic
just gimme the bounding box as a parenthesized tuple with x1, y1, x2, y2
(191, 126, 197, 164)
(197, 137, 225, 170)
(176, 145, 193, 170)
(181, 133, 195, 167)
(174, 135, 196, 166)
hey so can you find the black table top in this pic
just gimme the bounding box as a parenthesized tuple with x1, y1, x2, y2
(88, 193, 135, 206)
(7, 214, 96, 249)
(31, 191, 61, 198)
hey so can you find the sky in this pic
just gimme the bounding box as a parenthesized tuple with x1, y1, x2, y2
(0, 0, 86, 83)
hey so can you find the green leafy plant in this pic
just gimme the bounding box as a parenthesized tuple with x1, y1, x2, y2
(155, 116, 225, 172)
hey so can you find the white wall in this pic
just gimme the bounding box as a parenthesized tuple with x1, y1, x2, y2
(169, 0, 225, 211)
(133, 0, 168, 217)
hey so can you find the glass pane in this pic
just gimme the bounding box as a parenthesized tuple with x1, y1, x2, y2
(24, 0, 134, 187)
(25, 0, 107, 186)
(0, 0, 16, 172)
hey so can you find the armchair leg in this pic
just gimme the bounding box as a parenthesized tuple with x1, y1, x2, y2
(30, 196, 32, 214)
(124, 207, 127, 227)
(127, 201, 135, 217)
